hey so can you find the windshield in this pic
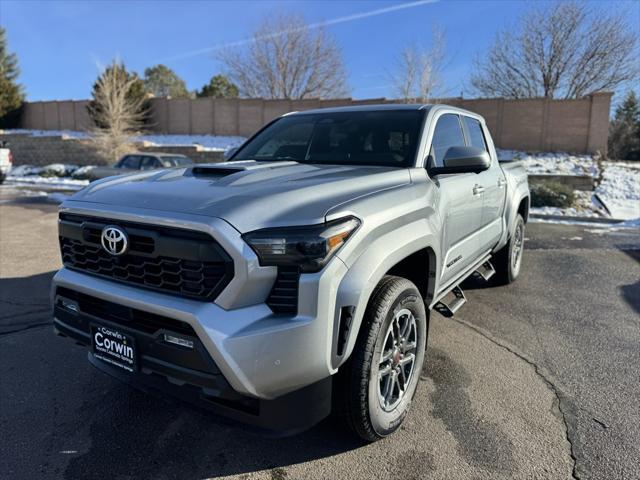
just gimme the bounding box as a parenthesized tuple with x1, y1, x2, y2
(232, 110, 424, 167)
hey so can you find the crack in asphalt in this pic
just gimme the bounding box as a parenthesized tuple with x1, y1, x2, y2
(0, 322, 51, 337)
(0, 308, 51, 321)
(452, 316, 582, 480)
(0, 298, 49, 307)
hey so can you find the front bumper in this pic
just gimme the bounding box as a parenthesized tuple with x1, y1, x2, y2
(54, 296, 331, 433)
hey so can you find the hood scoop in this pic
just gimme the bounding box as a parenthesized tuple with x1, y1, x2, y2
(188, 160, 299, 178)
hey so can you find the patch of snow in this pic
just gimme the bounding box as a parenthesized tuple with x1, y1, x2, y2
(6, 175, 88, 190)
(136, 134, 245, 151)
(2, 129, 90, 139)
(71, 165, 96, 179)
(528, 217, 617, 227)
(8, 165, 43, 176)
(497, 149, 597, 177)
(2, 129, 246, 152)
(530, 207, 600, 218)
(595, 163, 640, 220)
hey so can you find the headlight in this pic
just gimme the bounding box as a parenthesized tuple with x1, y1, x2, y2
(242, 216, 360, 272)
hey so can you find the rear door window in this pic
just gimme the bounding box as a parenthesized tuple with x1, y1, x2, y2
(140, 156, 160, 170)
(430, 114, 466, 166)
(463, 116, 488, 152)
(119, 155, 141, 169)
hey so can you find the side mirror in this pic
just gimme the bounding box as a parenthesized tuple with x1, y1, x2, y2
(428, 146, 491, 176)
(224, 147, 239, 160)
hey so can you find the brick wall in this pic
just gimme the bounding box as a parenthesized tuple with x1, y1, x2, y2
(17, 93, 613, 155)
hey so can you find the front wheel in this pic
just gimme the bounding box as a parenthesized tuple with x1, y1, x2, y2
(336, 275, 428, 441)
(493, 213, 525, 285)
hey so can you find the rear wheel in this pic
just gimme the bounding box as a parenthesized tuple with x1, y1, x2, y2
(493, 213, 525, 285)
(336, 275, 428, 441)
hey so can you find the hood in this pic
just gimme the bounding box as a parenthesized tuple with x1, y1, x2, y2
(70, 160, 411, 232)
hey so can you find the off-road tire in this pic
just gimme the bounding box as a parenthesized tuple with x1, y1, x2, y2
(493, 213, 525, 285)
(336, 275, 428, 442)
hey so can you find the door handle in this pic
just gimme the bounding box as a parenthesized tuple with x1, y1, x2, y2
(498, 178, 507, 188)
(473, 184, 485, 196)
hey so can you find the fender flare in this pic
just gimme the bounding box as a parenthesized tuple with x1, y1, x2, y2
(331, 218, 439, 369)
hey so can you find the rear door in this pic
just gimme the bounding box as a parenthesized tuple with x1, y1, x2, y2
(429, 113, 484, 286)
(462, 116, 506, 253)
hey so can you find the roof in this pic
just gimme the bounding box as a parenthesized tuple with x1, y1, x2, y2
(129, 152, 188, 157)
(286, 103, 485, 120)
(288, 103, 433, 115)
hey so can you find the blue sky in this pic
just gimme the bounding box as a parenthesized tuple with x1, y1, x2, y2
(1, 0, 638, 101)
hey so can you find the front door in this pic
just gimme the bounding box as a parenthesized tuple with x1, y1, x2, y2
(429, 113, 484, 286)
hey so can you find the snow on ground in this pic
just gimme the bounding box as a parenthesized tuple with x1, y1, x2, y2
(3, 129, 91, 139)
(498, 150, 638, 221)
(2, 129, 245, 152)
(595, 162, 640, 220)
(6, 176, 88, 190)
(137, 134, 245, 151)
(497, 149, 598, 176)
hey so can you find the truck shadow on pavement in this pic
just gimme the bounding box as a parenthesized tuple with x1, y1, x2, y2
(0, 271, 55, 334)
(620, 250, 640, 315)
(61, 379, 363, 480)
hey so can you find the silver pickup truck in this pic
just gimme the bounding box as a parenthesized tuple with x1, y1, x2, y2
(52, 104, 529, 440)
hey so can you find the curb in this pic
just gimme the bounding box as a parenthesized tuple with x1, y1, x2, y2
(530, 213, 625, 224)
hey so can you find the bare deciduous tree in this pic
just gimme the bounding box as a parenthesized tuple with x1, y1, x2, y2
(89, 60, 147, 163)
(391, 28, 446, 103)
(471, 1, 638, 99)
(219, 13, 349, 99)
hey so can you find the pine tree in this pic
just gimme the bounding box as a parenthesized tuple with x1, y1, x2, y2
(88, 62, 147, 128)
(0, 27, 25, 128)
(196, 74, 239, 98)
(609, 91, 640, 160)
(143, 64, 190, 98)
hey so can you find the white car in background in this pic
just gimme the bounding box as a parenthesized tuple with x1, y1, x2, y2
(0, 141, 13, 184)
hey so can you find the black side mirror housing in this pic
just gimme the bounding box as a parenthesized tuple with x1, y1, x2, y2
(428, 146, 491, 176)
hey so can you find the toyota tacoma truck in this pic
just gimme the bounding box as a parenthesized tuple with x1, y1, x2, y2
(52, 104, 529, 440)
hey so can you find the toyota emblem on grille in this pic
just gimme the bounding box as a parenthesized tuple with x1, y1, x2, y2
(101, 226, 129, 256)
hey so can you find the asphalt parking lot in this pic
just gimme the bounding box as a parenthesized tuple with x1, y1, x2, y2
(1, 187, 638, 480)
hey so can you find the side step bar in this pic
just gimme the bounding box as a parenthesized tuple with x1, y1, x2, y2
(434, 285, 466, 318)
(475, 261, 496, 281)
(433, 260, 496, 317)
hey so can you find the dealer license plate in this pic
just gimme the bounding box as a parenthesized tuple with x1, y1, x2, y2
(90, 324, 137, 373)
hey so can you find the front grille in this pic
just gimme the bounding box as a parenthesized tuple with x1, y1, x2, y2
(266, 266, 300, 314)
(58, 213, 233, 301)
